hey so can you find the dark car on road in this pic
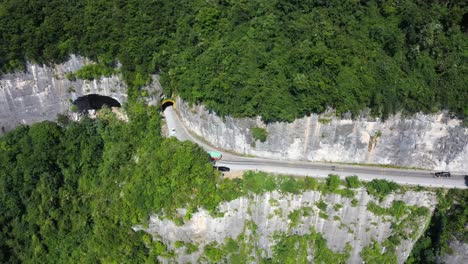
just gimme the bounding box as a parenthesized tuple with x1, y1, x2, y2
(433, 171, 451, 178)
(213, 166, 230, 172)
(218, 166, 230, 172)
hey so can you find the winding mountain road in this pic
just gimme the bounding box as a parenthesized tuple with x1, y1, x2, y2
(164, 106, 466, 188)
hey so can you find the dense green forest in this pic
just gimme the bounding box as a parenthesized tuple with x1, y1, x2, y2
(0, 0, 467, 121)
(0, 105, 223, 262)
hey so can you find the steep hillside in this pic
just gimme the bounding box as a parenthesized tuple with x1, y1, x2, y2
(0, 56, 161, 134)
(0, 0, 466, 122)
(137, 173, 437, 263)
(177, 99, 468, 172)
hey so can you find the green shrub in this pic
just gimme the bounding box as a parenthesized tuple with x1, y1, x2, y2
(242, 171, 277, 194)
(367, 201, 387, 216)
(319, 212, 329, 219)
(366, 179, 399, 199)
(224, 238, 239, 254)
(303, 176, 319, 190)
(175, 241, 184, 248)
(345, 176, 361, 188)
(185, 243, 199, 254)
(316, 200, 328, 211)
(388, 201, 407, 220)
(318, 118, 332, 124)
(367, 200, 408, 220)
(333, 204, 343, 211)
(337, 188, 355, 198)
(326, 174, 341, 192)
(65, 72, 76, 81)
(251, 127, 268, 142)
(361, 241, 397, 264)
(288, 209, 302, 227)
(75, 64, 114, 80)
(204, 243, 225, 262)
(279, 176, 299, 194)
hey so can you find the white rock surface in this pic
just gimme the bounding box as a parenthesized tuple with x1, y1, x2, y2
(0, 55, 162, 133)
(137, 189, 437, 263)
(440, 239, 468, 264)
(177, 99, 468, 172)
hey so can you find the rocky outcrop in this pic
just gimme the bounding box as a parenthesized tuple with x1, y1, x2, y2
(440, 239, 468, 264)
(0, 55, 162, 133)
(177, 99, 468, 172)
(137, 189, 437, 263)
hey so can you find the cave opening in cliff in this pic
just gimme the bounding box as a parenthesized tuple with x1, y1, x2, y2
(72, 94, 121, 113)
(161, 99, 175, 111)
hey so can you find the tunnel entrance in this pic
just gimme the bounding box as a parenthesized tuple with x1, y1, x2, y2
(161, 99, 176, 111)
(72, 94, 121, 113)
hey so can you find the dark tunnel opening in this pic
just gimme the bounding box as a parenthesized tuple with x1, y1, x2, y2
(161, 101, 174, 111)
(72, 94, 121, 113)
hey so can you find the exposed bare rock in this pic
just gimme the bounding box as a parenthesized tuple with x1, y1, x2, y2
(177, 99, 468, 172)
(136, 189, 437, 263)
(0, 55, 162, 133)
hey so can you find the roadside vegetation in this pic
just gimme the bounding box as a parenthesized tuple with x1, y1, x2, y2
(0, 0, 466, 122)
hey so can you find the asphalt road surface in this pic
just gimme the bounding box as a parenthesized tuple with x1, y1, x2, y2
(164, 106, 466, 189)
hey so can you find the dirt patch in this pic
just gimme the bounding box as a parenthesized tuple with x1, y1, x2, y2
(222, 170, 244, 179)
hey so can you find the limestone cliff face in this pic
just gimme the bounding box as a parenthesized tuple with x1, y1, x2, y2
(177, 99, 468, 172)
(138, 189, 437, 263)
(0, 56, 162, 133)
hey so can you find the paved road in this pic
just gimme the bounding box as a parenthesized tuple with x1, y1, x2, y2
(164, 106, 466, 189)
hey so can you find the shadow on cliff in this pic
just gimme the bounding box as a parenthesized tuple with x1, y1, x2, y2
(72, 94, 121, 113)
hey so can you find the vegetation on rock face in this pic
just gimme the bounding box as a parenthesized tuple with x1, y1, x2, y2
(74, 64, 116, 80)
(366, 178, 400, 200)
(0, 0, 467, 121)
(345, 175, 361, 188)
(251, 126, 268, 142)
(361, 240, 397, 264)
(272, 228, 351, 264)
(407, 189, 468, 263)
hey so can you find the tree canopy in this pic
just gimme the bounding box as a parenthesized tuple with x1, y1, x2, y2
(0, 105, 221, 262)
(0, 0, 466, 122)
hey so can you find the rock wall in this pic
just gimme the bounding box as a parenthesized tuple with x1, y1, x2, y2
(177, 99, 468, 172)
(0, 55, 162, 133)
(138, 189, 437, 263)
